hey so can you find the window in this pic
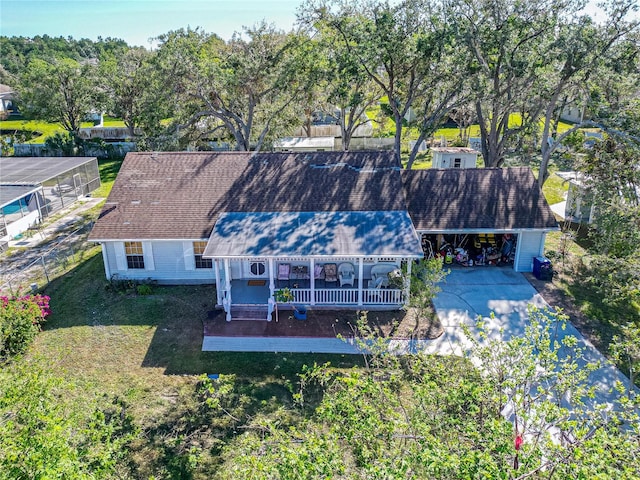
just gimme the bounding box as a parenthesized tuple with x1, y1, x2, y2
(193, 241, 212, 269)
(453, 158, 462, 168)
(249, 261, 266, 276)
(125, 241, 145, 269)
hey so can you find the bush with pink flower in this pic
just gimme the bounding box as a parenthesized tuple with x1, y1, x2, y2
(0, 291, 50, 360)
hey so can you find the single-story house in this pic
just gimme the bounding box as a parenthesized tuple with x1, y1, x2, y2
(431, 147, 480, 169)
(1, 156, 101, 246)
(89, 152, 558, 321)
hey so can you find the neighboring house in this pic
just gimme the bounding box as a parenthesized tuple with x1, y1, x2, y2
(0, 157, 101, 246)
(431, 147, 480, 169)
(560, 103, 585, 124)
(556, 171, 596, 224)
(0, 84, 17, 120)
(89, 152, 558, 321)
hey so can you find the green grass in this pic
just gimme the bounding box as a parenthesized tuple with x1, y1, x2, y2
(0, 116, 127, 143)
(538, 166, 569, 206)
(0, 118, 66, 143)
(31, 251, 362, 474)
(93, 158, 124, 198)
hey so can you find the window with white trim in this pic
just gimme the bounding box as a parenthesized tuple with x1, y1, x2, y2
(193, 241, 213, 269)
(453, 158, 462, 168)
(249, 261, 266, 276)
(125, 241, 145, 269)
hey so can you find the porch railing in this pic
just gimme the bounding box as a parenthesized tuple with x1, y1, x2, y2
(290, 288, 404, 306)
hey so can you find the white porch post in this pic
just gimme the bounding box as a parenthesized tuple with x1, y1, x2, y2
(404, 259, 412, 306)
(214, 260, 222, 306)
(309, 258, 316, 306)
(223, 259, 232, 321)
(357, 258, 364, 306)
(268, 258, 275, 297)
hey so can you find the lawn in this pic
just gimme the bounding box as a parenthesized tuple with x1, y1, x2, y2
(93, 157, 124, 198)
(0, 116, 126, 143)
(32, 250, 363, 475)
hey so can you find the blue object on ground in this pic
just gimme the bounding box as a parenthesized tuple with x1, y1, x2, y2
(207, 374, 219, 380)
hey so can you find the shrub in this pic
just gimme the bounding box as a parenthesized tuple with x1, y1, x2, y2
(136, 284, 153, 296)
(0, 292, 50, 359)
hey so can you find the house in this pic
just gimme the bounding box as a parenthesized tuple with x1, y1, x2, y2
(1, 156, 101, 247)
(89, 152, 558, 321)
(556, 171, 596, 224)
(0, 84, 17, 120)
(431, 147, 480, 169)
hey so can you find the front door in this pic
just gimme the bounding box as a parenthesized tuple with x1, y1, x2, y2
(244, 260, 268, 278)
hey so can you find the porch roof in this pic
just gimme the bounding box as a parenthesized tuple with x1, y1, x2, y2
(203, 210, 423, 258)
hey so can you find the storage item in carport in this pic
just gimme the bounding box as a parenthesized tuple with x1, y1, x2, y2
(474, 233, 497, 249)
(533, 256, 553, 280)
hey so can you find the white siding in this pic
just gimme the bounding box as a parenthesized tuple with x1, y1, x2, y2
(515, 231, 545, 272)
(102, 240, 215, 284)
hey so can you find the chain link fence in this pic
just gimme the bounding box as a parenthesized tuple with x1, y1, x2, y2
(0, 221, 97, 295)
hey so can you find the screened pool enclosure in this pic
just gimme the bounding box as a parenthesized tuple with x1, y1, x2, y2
(0, 156, 100, 242)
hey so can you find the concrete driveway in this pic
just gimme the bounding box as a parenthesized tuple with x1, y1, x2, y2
(427, 267, 633, 408)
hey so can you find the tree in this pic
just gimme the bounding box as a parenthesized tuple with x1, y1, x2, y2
(450, 0, 576, 167)
(100, 47, 169, 138)
(317, 25, 382, 151)
(210, 305, 640, 478)
(20, 57, 101, 134)
(536, 0, 639, 186)
(157, 24, 306, 152)
(302, 0, 465, 166)
(611, 323, 640, 399)
(407, 258, 448, 330)
(0, 361, 136, 478)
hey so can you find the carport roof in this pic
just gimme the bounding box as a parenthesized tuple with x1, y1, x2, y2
(203, 211, 423, 258)
(402, 167, 559, 231)
(0, 157, 97, 185)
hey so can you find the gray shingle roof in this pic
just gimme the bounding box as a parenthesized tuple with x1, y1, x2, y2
(401, 167, 558, 231)
(90, 152, 557, 242)
(89, 151, 404, 241)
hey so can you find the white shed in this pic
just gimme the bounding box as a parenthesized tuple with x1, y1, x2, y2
(431, 147, 479, 169)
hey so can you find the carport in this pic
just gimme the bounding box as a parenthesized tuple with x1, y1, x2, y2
(401, 167, 559, 272)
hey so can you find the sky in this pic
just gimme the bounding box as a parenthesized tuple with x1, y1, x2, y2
(0, 0, 304, 47)
(0, 0, 622, 48)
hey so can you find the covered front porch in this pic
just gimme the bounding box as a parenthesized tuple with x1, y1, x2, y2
(203, 211, 424, 321)
(224, 260, 406, 308)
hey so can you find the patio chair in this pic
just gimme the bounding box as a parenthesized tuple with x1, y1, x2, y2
(338, 262, 355, 287)
(323, 263, 338, 284)
(277, 263, 290, 287)
(366, 276, 384, 303)
(367, 276, 384, 289)
(314, 264, 325, 286)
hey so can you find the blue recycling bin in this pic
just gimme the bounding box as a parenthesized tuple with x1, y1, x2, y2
(533, 256, 552, 280)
